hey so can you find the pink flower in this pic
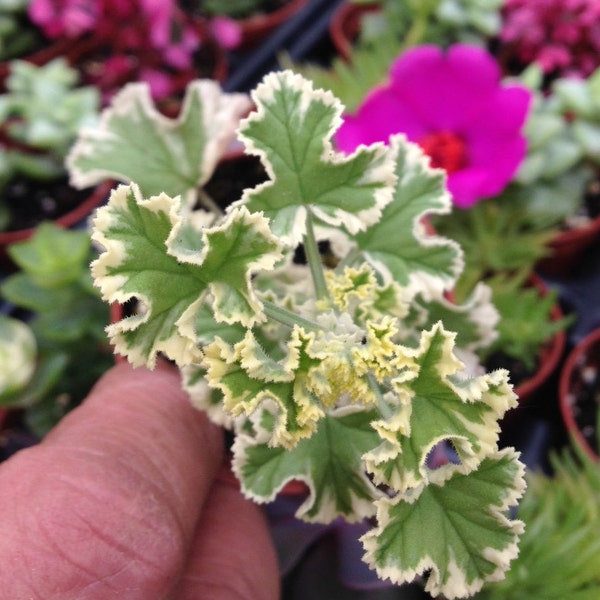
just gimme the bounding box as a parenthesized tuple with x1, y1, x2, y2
(28, 0, 99, 38)
(501, 0, 600, 78)
(210, 16, 243, 50)
(335, 44, 532, 208)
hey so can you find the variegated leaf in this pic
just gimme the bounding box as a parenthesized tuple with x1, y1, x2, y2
(365, 323, 517, 492)
(91, 184, 282, 367)
(362, 448, 526, 599)
(68, 80, 251, 206)
(233, 405, 383, 523)
(351, 136, 463, 295)
(234, 70, 396, 246)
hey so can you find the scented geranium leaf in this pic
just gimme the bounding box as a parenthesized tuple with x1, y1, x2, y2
(192, 301, 247, 346)
(190, 206, 283, 326)
(232, 405, 383, 523)
(234, 70, 395, 246)
(362, 448, 526, 599)
(203, 332, 324, 449)
(91, 183, 282, 367)
(68, 80, 251, 205)
(351, 136, 463, 294)
(365, 323, 517, 492)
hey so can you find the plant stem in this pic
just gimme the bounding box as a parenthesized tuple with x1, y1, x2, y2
(263, 299, 320, 332)
(337, 247, 361, 271)
(197, 188, 224, 215)
(402, 19, 426, 50)
(367, 372, 393, 420)
(303, 210, 331, 303)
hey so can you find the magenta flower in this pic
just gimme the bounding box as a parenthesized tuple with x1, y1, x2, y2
(28, 0, 205, 102)
(209, 16, 243, 50)
(335, 44, 532, 208)
(28, 0, 99, 38)
(501, 0, 600, 78)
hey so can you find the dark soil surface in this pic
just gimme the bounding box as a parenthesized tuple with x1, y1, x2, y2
(2, 176, 92, 232)
(486, 351, 537, 389)
(565, 346, 600, 452)
(203, 154, 268, 209)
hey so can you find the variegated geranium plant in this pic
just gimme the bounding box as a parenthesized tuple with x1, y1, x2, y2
(67, 70, 525, 599)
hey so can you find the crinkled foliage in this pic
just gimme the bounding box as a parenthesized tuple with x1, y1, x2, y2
(89, 70, 524, 598)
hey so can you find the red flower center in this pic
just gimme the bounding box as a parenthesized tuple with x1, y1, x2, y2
(417, 131, 468, 174)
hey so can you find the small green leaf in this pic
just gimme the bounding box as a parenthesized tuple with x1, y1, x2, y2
(362, 448, 526, 599)
(0, 314, 37, 404)
(233, 405, 383, 523)
(7, 222, 90, 287)
(67, 80, 251, 205)
(235, 70, 396, 246)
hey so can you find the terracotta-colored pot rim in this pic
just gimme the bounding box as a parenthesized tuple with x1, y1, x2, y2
(549, 213, 600, 250)
(511, 273, 566, 403)
(0, 179, 113, 249)
(559, 327, 600, 462)
(329, 1, 381, 61)
(237, 0, 309, 43)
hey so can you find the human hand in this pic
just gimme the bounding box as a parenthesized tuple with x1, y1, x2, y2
(0, 361, 280, 599)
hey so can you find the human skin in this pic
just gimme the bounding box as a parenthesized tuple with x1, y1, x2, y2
(0, 361, 280, 599)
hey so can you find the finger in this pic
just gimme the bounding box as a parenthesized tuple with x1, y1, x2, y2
(179, 465, 280, 600)
(0, 360, 224, 600)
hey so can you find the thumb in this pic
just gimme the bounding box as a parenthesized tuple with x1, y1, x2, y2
(0, 360, 224, 599)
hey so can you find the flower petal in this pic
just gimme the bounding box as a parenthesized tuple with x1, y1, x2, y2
(335, 87, 427, 151)
(390, 44, 502, 131)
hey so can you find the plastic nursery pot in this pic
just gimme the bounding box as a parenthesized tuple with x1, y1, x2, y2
(329, 1, 381, 61)
(235, 0, 309, 50)
(511, 273, 567, 406)
(536, 214, 600, 279)
(0, 180, 114, 269)
(559, 326, 600, 462)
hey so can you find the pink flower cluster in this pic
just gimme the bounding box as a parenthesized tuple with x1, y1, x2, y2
(335, 44, 532, 209)
(27, 0, 204, 100)
(500, 0, 600, 78)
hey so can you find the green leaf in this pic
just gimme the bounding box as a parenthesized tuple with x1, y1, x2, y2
(234, 70, 396, 246)
(365, 323, 517, 492)
(362, 448, 526, 599)
(7, 222, 91, 287)
(281, 28, 401, 113)
(232, 405, 383, 523)
(203, 329, 324, 448)
(91, 183, 283, 367)
(350, 136, 463, 293)
(0, 314, 37, 404)
(483, 274, 572, 370)
(67, 80, 251, 205)
(0, 351, 67, 409)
